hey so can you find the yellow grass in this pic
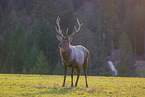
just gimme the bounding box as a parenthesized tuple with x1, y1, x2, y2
(0, 74, 145, 97)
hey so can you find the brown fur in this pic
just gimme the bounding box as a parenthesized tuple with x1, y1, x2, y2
(58, 39, 89, 88)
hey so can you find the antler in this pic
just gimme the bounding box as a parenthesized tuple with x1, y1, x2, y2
(65, 27, 69, 37)
(68, 18, 83, 38)
(56, 16, 83, 38)
(55, 16, 64, 37)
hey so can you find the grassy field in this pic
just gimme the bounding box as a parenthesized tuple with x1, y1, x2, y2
(0, 74, 145, 97)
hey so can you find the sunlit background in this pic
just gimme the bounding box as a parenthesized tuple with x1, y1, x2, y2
(0, 0, 145, 77)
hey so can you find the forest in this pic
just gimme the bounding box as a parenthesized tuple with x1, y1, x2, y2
(0, 0, 145, 77)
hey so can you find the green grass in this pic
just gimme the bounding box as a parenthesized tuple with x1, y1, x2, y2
(0, 74, 145, 97)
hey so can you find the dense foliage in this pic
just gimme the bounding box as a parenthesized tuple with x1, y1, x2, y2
(0, 0, 145, 76)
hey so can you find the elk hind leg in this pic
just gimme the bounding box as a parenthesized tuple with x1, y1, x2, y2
(83, 61, 88, 88)
(71, 67, 74, 87)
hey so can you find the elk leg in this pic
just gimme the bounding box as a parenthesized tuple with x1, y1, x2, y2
(83, 63, 88, 88)
(62, 66, 67, 87)
(71, 67, 74, 87)
(75, 66, 81, 87)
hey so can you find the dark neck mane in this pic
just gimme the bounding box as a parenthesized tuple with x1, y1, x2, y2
(60, 46, 72, 63)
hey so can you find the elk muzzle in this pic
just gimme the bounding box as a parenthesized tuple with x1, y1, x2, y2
(58, 44, 62, 48)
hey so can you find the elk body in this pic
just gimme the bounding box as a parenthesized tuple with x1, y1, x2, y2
(56, 16, 89, 88)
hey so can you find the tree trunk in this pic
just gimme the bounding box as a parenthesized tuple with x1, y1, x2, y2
(111, 40, 115, 53)
(144, 31, 145, 55)
(134, 37, 137, 56)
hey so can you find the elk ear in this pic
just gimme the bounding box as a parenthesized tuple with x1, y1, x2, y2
(56, 35, 62, 41)
(68, 37, 73, 42)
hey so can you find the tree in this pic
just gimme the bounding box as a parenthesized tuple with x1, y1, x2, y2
(32, 0, 57, 25)
(55, 0, 76, 34)
(118, 32, 134, 76)
(3, 9, 28, 73)
(24, 43, 39, 73)
(99, 0, 120, 54)
(53, 62, 63, 75)
(0, 35, 7, 72)
(74, 1, 109, 75)
(122, 2, 145, 55)
(34, 50, 48, 74)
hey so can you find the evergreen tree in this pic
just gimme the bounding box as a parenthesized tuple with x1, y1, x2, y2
(36, 20, 58, 74)
(122, 2, 145, 55)
(0, 35, 7, 72)
(24, 43, 39, 73)
(4, 9, 28, 73)
(118, 32, 134, 76)
(75, 1, 108, 75)
(56, 0, 76, 33)
(99, 0, 120, 53)
(53, 62, 63, 75)
(22, 66, 27, 74)
(32, 0, 57, 24)
(34, 50, 48, 74)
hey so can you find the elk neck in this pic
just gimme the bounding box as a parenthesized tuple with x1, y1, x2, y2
(60, 44, 72, 63)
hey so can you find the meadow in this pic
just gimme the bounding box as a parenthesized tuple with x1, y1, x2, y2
(0, 74, 145, 97)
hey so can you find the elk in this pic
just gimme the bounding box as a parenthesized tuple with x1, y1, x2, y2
(55, 16, 89, 88)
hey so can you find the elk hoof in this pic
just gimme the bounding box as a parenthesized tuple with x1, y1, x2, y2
(62, 84, 65, 87)
(86, 85, 88, 88)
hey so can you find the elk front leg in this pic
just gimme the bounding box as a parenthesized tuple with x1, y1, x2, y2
(71, 67, 74, 87)
(62, 66, 67, 87)
(75, 66, 81, 87)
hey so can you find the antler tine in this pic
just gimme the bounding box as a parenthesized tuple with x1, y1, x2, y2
(55, 16, 64, 37)
(68, 18, 83, 38)
(66, 27, 69, 38)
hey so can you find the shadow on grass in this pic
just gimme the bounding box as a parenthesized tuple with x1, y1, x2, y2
(26, 87, 84, 96)
(24, 83, 90, 96)
(23, 83, 98, 96)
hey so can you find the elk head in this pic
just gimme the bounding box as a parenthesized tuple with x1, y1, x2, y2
(55, 16, 83, 51)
